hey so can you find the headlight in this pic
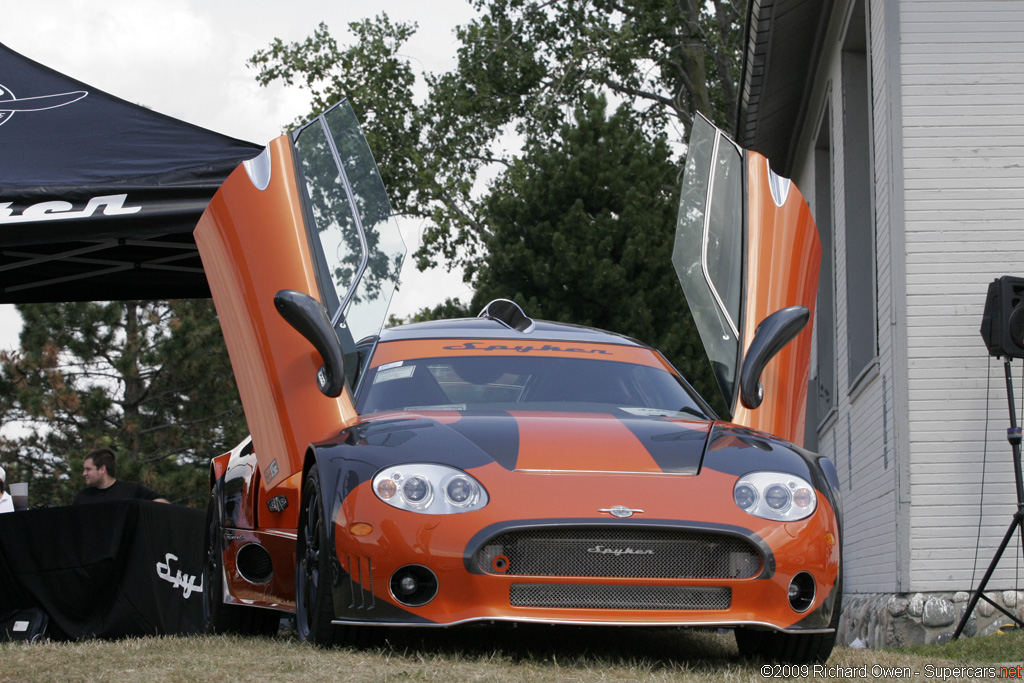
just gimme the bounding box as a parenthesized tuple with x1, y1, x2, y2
(733, 472, 816, 521)
(373, 464, 488, 514)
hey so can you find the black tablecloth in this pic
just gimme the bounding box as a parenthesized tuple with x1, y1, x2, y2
(0, 500, 205, 640)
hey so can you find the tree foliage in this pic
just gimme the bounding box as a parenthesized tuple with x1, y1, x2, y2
(250, 16, 422, 215)
(249, 1, 745, 409)
(470, 94, 718, 404)
(0, 300, 246, 507)
(249, 0, 746, 278)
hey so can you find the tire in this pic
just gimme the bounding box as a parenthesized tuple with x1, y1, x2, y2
(295, 464, 349, 646)
(735, 575, 842, 664)
(203, 490, 279, 636)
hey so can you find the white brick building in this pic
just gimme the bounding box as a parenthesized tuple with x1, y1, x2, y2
(736, 0, 1024, 645)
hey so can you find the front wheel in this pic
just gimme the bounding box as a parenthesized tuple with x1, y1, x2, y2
(295, 464, 348, 646)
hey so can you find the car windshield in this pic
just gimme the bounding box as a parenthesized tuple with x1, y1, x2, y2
(356, 354, 707, 418)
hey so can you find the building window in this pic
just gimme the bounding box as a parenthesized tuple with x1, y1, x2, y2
(807, 104, 837, 451)
(841, 0, 877, 387)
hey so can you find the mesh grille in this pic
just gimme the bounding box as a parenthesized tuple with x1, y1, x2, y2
(477, 527, 760, 579)
(510, 584, 731, 610)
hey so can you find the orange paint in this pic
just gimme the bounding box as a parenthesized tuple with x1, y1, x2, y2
(733, 153, 822, 445)
(369, 339, 671, 370)
(195, 137, 359, 490)
(331, 463, 839, 629)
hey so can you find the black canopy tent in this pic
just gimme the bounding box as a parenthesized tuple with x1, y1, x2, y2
(0, 42, 263, 303)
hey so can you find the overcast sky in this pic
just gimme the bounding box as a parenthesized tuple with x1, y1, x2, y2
(1, 0, 480, 349)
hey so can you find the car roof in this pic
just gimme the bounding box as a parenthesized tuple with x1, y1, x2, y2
(378, 317, 649, 348)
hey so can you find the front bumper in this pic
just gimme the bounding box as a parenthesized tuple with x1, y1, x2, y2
(328, 467, 840, 632)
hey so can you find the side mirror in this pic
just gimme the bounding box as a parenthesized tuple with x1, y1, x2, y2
(739, 305, 810, 410)
(273, 289, 346, 398)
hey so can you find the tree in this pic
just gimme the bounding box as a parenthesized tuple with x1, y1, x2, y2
(470, 94, 719, 405)
(248, 1, 747, 279)
(0, 299, 246, 507)
(250, 2, 746, 407)
(249, 16, 423, 220)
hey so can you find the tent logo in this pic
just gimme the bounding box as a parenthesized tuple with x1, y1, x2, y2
(0, 82, 88, 128)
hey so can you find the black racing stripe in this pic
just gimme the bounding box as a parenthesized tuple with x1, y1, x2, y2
(330, 416, 499, 473)
(701, 425, 815, 479)
(445, 411, 520, 471)
(616, 416, 709, 474)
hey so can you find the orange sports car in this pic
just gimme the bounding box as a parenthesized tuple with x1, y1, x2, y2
(196, 103, 841, 663)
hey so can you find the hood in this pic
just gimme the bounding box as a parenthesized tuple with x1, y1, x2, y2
(347, 410, 713, 476)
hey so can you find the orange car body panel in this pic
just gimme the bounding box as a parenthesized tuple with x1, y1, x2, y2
(222, 528, 297, 611)
(330, 406, 839, 630)
(732, 151, 822, 444)
(195, 137, 358, 490)
(369, 339, 675, 370)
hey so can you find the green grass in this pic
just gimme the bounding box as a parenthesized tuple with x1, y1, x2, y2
(3, 626, 1022, 683)
(890, 626, 1024, 663)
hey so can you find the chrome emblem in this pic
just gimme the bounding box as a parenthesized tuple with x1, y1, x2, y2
(587, 545, 654, 556)
(599, 505, 643, 518)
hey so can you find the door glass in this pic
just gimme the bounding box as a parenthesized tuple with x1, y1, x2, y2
(705, 135, 744, 331)
(293, 101, 406, 353)
(322, 104, 406, 344)
(293, 119, 359, 320)
(672, 115, 744, 411)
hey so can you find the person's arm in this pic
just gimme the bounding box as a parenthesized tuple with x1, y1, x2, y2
(134, 482, 170, 505)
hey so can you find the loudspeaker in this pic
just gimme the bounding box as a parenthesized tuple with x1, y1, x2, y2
(980, 276, 1024, 359)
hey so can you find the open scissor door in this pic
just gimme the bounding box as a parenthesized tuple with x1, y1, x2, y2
(195, 101, 405, 488)
(673, 115, 820, 445)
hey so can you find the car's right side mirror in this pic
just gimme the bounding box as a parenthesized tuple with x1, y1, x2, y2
(739, 306, 810, 410)
(273, 289, 346, 397)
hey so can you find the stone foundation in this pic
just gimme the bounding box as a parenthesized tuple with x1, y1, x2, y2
(838, 590, 1024, 648)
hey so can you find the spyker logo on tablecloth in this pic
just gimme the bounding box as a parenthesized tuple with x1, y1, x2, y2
(0, 81, 87, 128)
(155, 552, 203, 599)
(587, 545, 654, 556)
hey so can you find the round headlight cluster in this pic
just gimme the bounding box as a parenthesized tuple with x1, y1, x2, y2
(372, 464, 488, 514)
(733, 472, 817, 521)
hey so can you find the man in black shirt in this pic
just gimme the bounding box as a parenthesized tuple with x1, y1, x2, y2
(73, 448, 170, 505)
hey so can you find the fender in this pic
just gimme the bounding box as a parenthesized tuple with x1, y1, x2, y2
(303, 439, 433, 624)
(219, 437, 258, 530)
(701, 424, 843, 630)
(303, 439, 380, 553)
(702, 424, 842, 523)
(214, 436, 303, 531)
(209, 450, 232, 487)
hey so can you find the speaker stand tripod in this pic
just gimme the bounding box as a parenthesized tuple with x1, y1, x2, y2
(953, 358, 1024, 639)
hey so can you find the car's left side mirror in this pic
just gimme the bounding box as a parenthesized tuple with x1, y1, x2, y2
(273, 289, 346, 398)
(739, 305, 810, 410)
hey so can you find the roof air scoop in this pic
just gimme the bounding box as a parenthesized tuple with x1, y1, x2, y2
(479, 299, 535, 333)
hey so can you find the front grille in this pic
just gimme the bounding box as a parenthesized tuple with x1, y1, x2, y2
(476, 527, 760, 579)
(510, 584, 731, 610)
